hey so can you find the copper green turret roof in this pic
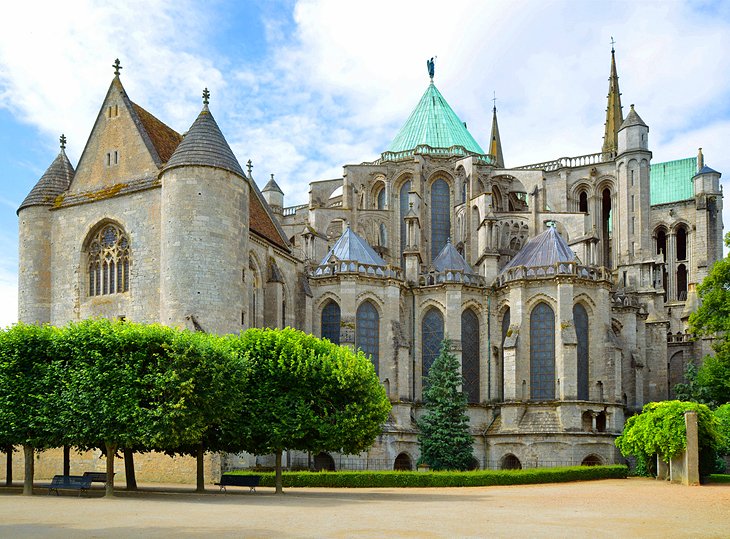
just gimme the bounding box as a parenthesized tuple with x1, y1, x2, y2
(385, 83, 485, 157)
(650, 157, 696, 205)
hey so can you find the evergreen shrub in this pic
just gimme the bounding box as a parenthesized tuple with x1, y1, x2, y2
(228, 465, 627, 488)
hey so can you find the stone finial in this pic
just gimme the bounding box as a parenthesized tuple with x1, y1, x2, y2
(202, 87, 210, 106)
(271, 173, 275, 181)
(59, 134, 66, 150)
(113, 59, 122, 76)
(246, 159, 253, 176)
(697, 147, 704, 172)
(610, 36, 616, 53)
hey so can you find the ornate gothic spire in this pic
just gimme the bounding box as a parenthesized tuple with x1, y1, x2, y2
(489, 93, 504, 168)
(602, 39, 623, 156)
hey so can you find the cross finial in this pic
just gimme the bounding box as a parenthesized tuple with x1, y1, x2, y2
(492, 91, 497, 113)
(202, 87, 210, 105)
(246, 159, 253, 176)
(59, 134, 66, 150)
(113, 59, 122, 76)
(610, 36, 615, 53)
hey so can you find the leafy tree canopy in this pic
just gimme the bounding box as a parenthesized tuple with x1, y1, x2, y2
(417, 339, 475, 471)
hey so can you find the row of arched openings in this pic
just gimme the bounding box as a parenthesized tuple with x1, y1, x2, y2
(501, 302, 589, 400)
(321, 300, 380, 375)
(500, 453, 603, 469)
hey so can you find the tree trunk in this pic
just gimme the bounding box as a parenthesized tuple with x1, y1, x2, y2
(105, 442, 116, 497)
(22, 445, 34, 496)
(196, 443, 205, 492)
(275, 449, 283, 495)
(63, 445, 70, 476)
(5, 446, 12, 486)
(123, 448, 137, 490)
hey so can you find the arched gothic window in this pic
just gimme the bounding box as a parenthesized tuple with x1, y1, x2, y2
(87, 223, 130, 296)
(399, 181, 411, 267)
(321, 301, 341, 344)
(574, 304, 589, 400)
(379, 223, 387, 247)
(579, 191, 588, 213)
(676, 226, 687, 261)
(530, 302, 555, 400)
(249, 258, 262, 328)
(376, 186, 386, 210)
(501, 308, 511, 401)
(356, 301, 379, 376)
(431, 179, 451, 260)
(461, 309, 480, 404)
(422, 307, 444, 383)
(677, 264, 688, 301)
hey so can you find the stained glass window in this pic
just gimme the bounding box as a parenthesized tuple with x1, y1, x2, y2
(431, 179, 450, 260)
(422, 307, 444, 383)
(321, 300, 341, 345)
(87, 223, 130, 297)
(501, 308, 510, 401)
(356, 301, 379, 375)
(461, 309, 480, 403)
(376, 186, 386, 210)
(574, 304, 589, 400)
(400, 181, 411, 267)
(530, 302, 555, 400)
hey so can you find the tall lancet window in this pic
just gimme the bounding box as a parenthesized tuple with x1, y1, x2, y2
(321, 300, 341, 345)
(422, 307, 444, 384)
(431, 179, 450, 260)
(399, 180, 411, 267)
(574, 304, 589, 400)
(530, 302, 555, 400)
(87, 223, 130, 297)
(461, 309, 480, 404)
(356, 301, 379, 376)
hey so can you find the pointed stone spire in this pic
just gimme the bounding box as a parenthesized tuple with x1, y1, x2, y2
(489, 94, 504, 168)
(18, 135, 75, 213)
(602, 39, 624, 156)
(164, 89, 245, 178)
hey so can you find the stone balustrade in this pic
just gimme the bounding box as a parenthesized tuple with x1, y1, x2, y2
(419, 269, 487, 287)
(496, 261, 611, 286)
(513, 151, 616, 172)
(311, 260, 402, 279)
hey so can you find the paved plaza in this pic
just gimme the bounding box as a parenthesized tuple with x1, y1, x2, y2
(1, 478, 728, 538)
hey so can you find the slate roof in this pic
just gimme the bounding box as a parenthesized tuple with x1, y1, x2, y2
(165, 105, 245, 177)
(263, 174, 284, 194)
(433, 239, 475, 274)
(697, 165, 720, 176)
(18, 150, 75, 213)
(320, 226, 386, 266)
(386, 83, 485, 155)
(619, 104, 647, 130)
(501, 226, 578, 272)
(132, 103, 182, 163)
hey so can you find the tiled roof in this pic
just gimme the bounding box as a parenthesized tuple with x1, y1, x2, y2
(433, 239, 475, 274)
(132, 103, 182, 163)
(501, 226, 578, 273)
(165, 105, 245, 178)
(320, 226, 386, 266)
(386, 83, 485, 155)
(249, 176, 290, 251)
(650, 157, 695, 205)
(18, 150, 74, 213)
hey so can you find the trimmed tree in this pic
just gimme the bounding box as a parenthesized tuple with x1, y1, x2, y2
(232, 328, 391, 494)
(417, 339, 475, 471)
(0, 323, 62, 495)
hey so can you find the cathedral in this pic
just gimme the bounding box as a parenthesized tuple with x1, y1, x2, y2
(17, 48, 724, 475)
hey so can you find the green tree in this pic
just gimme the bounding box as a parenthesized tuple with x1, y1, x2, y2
(233, 328, 391, 493)
(615, 400, 721, 477)
(714, 403, 730, 457)
(0, 324, 62, 495)
(417, 339, 475, 471)
(687, 232, 730, 405)
(674, 362, 713, 405)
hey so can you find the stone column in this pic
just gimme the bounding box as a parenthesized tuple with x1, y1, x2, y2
(557, 281, 577, 400)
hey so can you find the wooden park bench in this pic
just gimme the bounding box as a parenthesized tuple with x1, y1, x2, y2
(44, 475, 92, 496)
(215, 474, 261, 493)
(83, 471, 114, 485)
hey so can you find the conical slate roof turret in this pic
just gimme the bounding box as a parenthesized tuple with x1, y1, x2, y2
(18, 135, 74, 214)
(501, 226, 578, 273)
(320, 226, 386, 266)
(263, 173, 284, 194)
(433, 239, 475, 274)
(165, 89, 245, 178)
(619, 104, 647, 130)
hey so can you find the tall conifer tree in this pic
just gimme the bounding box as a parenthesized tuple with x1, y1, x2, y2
(417, 339, 474, 470)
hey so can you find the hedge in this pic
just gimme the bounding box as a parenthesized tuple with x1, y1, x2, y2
(228, 465, 627, 488)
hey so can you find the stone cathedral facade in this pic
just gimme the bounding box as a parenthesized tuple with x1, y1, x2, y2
(18, 49, 724, 475)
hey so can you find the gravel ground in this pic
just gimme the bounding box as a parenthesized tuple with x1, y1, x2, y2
(1, 478, 729, 538)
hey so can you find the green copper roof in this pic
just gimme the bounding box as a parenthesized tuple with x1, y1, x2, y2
(650, 157, 695, 205)
(386, 83, 485, 156)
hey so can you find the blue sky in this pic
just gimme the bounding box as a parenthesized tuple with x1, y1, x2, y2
(1, 0, 729, 327)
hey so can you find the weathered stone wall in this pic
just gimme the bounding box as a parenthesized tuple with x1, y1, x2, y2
(17, 206, 53, 324)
